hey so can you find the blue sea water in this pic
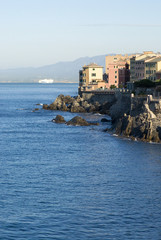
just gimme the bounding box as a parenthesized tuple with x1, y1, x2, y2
(0, 83, 161, 240)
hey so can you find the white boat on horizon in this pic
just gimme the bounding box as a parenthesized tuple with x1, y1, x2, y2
(38, 79, 54, 83)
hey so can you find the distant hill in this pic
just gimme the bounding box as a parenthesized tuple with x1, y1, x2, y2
(0, 54, 109, 83)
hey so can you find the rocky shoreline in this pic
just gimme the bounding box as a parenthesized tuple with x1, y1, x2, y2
(53, 115, 99, 126)
(43, 94, 112, 114)
(43, 93, 161, 143)
(110, 95, 161, 143)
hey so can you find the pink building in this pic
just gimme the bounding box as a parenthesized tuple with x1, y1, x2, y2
(108, 61, 130, 88)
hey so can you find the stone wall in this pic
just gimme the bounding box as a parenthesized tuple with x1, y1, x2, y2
(80, 91, 116, 104)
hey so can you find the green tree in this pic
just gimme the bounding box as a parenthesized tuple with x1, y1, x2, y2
(110, 84, 116, 89)
(134, 79, 155, 88)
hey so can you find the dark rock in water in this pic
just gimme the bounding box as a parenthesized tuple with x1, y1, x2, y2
(67, 116, 90, 126)
(53, 115, 66, 124)
(32, 108, 40, 112)
(43, 104, 49, 110)
(43, 94, 102, 113)
(67, 116, 99, 126)
(49, 103, 57, 110)
(101, 118, 111, 122)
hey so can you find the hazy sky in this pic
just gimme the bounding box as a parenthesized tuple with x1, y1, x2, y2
(0, 0, 161, 69)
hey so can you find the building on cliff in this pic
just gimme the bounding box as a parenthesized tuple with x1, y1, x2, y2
(79, 63, 108, 92)
(130, 51, 161, 82)
(105, 54, 135, 75)
(145, 57, 161, 81)
(107, 61, 130, 88)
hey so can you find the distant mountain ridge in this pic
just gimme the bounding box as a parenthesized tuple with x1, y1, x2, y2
(0, 54, 109, 83)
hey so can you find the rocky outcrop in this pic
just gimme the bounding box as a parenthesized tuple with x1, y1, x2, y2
(43, 94, 111, 114)
(67, 116, 99, 126)
(109, 93, 131, 122)
(53, 115, 66, 123)
(101, 118, 111, 122)
(111, 96, 161, 143)
(43, 92, 161, 143)
(52, 115, 99, 126)
(66, 116, 91, 126)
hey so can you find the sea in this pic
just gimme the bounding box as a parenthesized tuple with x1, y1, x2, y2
(0, 83, 161, 240)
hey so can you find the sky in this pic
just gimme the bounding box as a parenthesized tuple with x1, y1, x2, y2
(0, 0, 161, 69)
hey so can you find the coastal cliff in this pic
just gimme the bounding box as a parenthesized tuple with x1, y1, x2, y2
(43, 92, 161, 143)
(110, 95, 161, 143)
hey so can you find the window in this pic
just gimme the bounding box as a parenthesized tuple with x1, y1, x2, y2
(115, 80, 117, 83)
(92, 73, 96, 77)
(93, 68, 95, 70)
(115, 71, 117, 74)
(115, 76, 117, 78)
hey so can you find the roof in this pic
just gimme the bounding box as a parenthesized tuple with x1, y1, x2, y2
(136, 56, 152, 62)
(109, 60, 126, 66)
(83, 63, 103, 68)
(145, 57, 161, 63)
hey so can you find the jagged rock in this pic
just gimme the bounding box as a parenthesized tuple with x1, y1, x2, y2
(43, 104, 49, 110)
(157, 126, 161, 139)
(76, 96, 84, 103)
(70, 105, 86, 113)
(114, 112, 161, 143)
(49, 102, 57, 110)
(64, 95, 74, 104)
(53, 115, 66, 124)
(66, 116, 99, 126)
(43, 94, 108, 114)
(32, 108, 40, 112)
(81, 101, 89, 108)
(61, 102, 68, 111)
(67, 116, 90, 126)
(88, 104, 96, 113)
(109, 94, 161, 143)
(101, 118, 111, 122)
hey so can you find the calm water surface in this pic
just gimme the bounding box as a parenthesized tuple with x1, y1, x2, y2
(0, 83, 161, 240)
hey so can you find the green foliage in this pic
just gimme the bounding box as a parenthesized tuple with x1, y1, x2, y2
(118, 84, 123, 89)
(155, 79, 161, 85)
(134, 79, 155, 88)
(110, 84, 116, 89)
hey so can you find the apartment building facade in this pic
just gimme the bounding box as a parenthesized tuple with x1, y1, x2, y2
(105, 54, 135, 75)
(79, 63, 107, 91)
(130, 52, 161, 82)
(108, 61, 130, 88)
(145, 57, 161, 81)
